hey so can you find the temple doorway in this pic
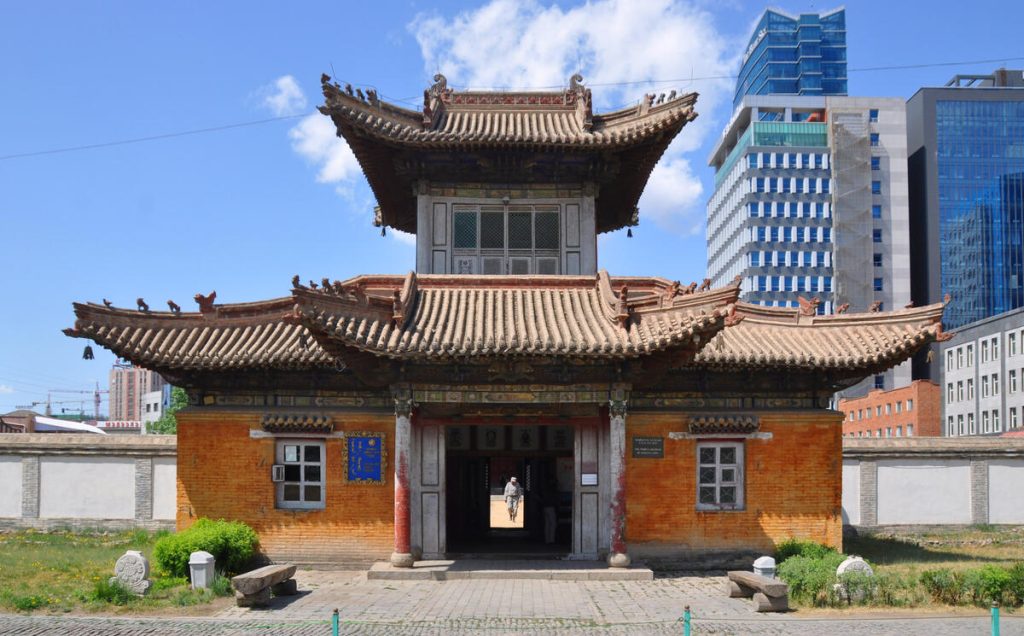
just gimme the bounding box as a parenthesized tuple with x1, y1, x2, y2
(445, 424, 573, 556)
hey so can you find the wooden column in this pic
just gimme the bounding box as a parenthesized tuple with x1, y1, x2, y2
(391, 388, 414, 567)
(608, 393, 630, 568)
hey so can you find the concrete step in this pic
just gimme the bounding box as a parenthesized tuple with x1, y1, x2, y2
(367, 559, 654, 581)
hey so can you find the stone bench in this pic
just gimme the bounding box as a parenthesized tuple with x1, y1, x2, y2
(231, 564, 298, 607)
(726, 570, 789, 612)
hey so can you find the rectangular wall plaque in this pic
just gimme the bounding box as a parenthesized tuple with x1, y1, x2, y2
(632, 436, 664, 458)
(344, 433, 387, 484)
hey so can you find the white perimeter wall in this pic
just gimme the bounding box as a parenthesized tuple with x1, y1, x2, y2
(989, 459, 1024, 523)
(876, 459, 972, 524)
(841, 460, 860, 525)
(39, 456, 136, 519)
(152, 457, 177, 520)
(0, 456, 22, 517)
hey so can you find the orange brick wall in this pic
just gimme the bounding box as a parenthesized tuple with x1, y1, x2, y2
(625, 411, 843, 559)
(839, 380, 942, 438)
(176, 409, 394, 565)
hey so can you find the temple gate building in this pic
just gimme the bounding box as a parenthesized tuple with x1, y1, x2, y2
(65, 73, 948, 568)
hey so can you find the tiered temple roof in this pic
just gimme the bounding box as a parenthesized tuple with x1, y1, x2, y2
(65, 272, 948, 384)
(319, 73, 699, 233)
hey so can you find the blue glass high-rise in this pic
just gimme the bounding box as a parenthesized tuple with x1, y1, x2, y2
(935, 100, 1024, 328)
(734, 8, 847, 109)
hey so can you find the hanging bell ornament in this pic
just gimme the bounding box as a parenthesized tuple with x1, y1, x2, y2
(83, 345, 95, 360)
(627, 228, 633, 238)
(381, 226, 387, 237)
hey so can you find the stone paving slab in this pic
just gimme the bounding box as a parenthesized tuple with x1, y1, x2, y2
(0, 614, 1021, 635)
(368, 559, 654, 581)
(1, 570, 1022, 635)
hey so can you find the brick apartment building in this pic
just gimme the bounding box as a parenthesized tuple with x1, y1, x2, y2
(839, 380, 941, 437)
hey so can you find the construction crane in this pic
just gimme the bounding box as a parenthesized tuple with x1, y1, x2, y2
(15, 399, 88, 417)
(49, 383, 109, 419)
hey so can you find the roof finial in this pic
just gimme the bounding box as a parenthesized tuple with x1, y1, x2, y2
(569, 72, 584, 92)
(194, 291, 217, 314)
(797, 296, 821, 316)
(429, 73, 449, 99)
(136, 298, 149, 312)
(167, 300, 181, 314)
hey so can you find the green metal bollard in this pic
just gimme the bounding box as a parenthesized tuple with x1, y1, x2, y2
(683, 605, 691, 636)
(332, 608, 340, 636)
(992, 602, 1000, 636)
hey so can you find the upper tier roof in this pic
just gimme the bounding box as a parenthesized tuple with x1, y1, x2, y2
(65, 274, 949, 382)
(319, 73, 698, 233)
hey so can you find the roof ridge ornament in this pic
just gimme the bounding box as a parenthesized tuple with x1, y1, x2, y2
(797, 296, 820, 317)
(194, 291, 217, 315)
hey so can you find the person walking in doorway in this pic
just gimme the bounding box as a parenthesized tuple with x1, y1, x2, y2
(504, 476, 523, 522)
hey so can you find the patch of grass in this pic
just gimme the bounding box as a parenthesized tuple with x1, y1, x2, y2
(0, 529, 232, 613)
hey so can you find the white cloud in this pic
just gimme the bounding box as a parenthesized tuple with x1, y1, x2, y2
(260, 75, 308, 117)
(410, 0, 736, 234)
(288, 113, 361, 194)
(390, 229, 417, 246)
(0, 384, 14, 394)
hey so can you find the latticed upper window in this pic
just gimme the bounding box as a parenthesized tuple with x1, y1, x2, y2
(697, 442, 743, 511)
(481, 209, 505, 249)
(453, 211, 477, 249)
(507, 211, 532, 249)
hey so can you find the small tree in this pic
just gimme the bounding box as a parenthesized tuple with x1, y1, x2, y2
(146, 386, 188, 434)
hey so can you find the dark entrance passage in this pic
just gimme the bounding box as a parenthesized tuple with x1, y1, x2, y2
(445, 424, 573, 556)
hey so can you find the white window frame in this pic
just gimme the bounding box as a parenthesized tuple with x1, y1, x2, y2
(696, 442, 744, 511)
(275, 440, 326, 510)
(967, 344, 974, 366)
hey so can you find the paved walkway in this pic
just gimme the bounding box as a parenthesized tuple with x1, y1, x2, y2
(1, 570, 1021, 635)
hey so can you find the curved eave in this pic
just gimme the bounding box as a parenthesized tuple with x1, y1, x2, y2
(694, 301, 948, 372)
(65, 299, 333, 373)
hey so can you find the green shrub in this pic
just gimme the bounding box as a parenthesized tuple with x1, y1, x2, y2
(921, 568, 965, 605)
(89, 579, 135, 606)
(775, 538, 837, 564)
(964, 565, 1013, 606)
(1007, 562, 1024, 606)
(210, 574, 234, 597)
(153, 518, 259, 579)
(777, 551, 847, 607)
(11, 594, 48, 611)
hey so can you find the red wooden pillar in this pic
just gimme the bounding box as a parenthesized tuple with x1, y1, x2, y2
(608, 393, 630, 567)
(391, 390, 414, 568)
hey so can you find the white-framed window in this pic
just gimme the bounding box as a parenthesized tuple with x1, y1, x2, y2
(982, 376, 990, 398)
(946, 350, 954, 371)
(1012, 408, 1019, 429)
(1010, 332, 1017, 357)
(957, 347, 964, 368)
(993, 337, 1000, 359)
(947, 383, 955, 402)
(967, 344, 974, 366)
(983, 341, 990, 362)
(983, 411, 990, 434)
(1012, 370, 1019, 394)
(907, 424, 914, 437)
(967, 413, 974, 435)
(885, 427, 892, 437)
(876, 406, 882, 417)
(993, 410, 1001, 432)
(896, 401, 903, 413)
(907, 399, 914, 411)
(947, 415, 954, 436)
(967, 380, 974, 400)
(885, 403, 892, 415)
(896, 426, 902, 437)
(993, 373, 1000, 395)
(957, 381, 964, 401)
(275, 440, 326, 510)
(697, 442, 744, 511)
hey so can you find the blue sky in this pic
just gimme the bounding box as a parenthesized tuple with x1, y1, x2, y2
(2, 0, 1022, 415)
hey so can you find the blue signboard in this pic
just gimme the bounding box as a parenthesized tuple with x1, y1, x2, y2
(346, 434, 384, 484)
